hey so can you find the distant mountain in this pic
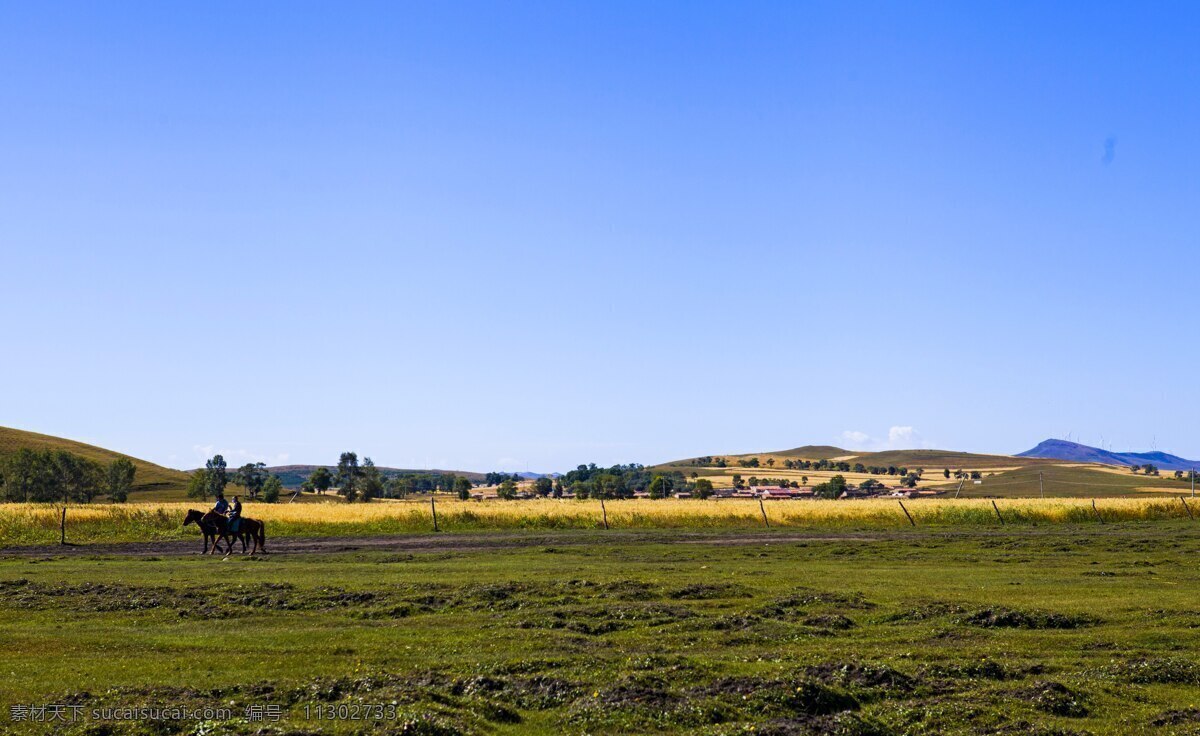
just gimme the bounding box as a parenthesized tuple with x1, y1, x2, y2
(1018, 439, 1200, 471)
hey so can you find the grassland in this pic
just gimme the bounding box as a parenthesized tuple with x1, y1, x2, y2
(5, 522, 1200, 735)
(5, 497, 1200, 547)
(0, 426, 191, 497)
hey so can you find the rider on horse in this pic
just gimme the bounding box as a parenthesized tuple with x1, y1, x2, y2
(213, 493, 230, 517)
(228, 495, 243, 534)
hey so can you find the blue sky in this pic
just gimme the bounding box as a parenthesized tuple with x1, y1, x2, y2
(2, 2, 1199, 472)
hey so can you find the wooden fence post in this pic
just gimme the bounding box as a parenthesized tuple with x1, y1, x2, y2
(991, 500, 1004, 525)
(600, 498, 609, 530)
(431, 494, 439, 532)
(1181, 496, 1194, 520)
(758, 497, 770, 528)
(898, 501, 915, 526)
(60, 506, 67, 545)
(1092, 499, 1104, 524)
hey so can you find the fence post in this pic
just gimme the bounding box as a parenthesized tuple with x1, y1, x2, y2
(60, 506, 67, 545)
(431, 494, 439, 532)
(898, 501, 915, 526)
(758, 497, 770, 528)
(600, 498, 609, 530)
(1092, 499, 1104, 524)
(991, 500, 1004, 525)
(1180, 496, 1194, 520)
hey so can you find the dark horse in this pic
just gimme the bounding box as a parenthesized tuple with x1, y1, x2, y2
(183, 510, 267, 555)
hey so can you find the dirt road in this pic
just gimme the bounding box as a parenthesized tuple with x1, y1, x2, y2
(0, 529, 879, 558)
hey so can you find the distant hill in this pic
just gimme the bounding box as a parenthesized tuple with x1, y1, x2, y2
(768, 445, 850, 460)
(265, 464, 486, 489)
(658, 445, 1047, 471)
(1018, 439, 1200, 471)
(0, 425, 191, 495)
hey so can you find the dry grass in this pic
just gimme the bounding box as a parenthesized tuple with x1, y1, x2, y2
(2, 496, 1197, 545)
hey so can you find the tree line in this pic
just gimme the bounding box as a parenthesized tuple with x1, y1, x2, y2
(0, 449, 136, 503)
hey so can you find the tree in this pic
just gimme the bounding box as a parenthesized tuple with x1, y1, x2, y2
(648, 474, 673, 499)
(262, 474, 283, 503)
(693, 478, 714, 499)
(336, 452, 361, 502)
(812, 475, 848, 500)
(358, 457, 384, 502)
(801, 476, 808, 487)
(497, 478, 518, 500)
(533, 477, 553, 497)
(309, 467, 332, 495)
(900, 473, 919, 489)
(859, 478, 882, 493)
(943, 468, 951, 478)
(552, 478, 564, 499)
(187, 469, 210, 500)
(454, 475, 473, 500)
(234, 462, 268, 499)
(205, 455, 228, 499)
(106, 458, 137, 503)
(51, 451, 103, 504)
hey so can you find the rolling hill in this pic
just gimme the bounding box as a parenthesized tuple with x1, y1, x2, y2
(653, 442, 1189, 497)
(0, 425, 191, 496)
(1018, 439, 1200, 471)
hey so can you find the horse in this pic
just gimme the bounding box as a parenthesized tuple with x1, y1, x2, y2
(183, 509, 267, 555)
(183, 509, 234, 555)
(230, 516, 267, 555)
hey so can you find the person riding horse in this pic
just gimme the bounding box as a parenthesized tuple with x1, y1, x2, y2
(228, 495, 243, 534)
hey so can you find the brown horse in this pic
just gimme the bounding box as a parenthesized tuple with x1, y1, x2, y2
(183, 509, 267, 555)
(230, 516, 267, 555)
(183, 509, 234, 555)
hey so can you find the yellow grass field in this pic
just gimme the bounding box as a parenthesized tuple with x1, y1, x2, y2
(3, 496, 1199, 545)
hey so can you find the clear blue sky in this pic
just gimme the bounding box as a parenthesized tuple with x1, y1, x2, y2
(2, 2, 1198, 472)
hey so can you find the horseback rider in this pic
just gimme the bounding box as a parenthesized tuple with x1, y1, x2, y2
(228, 495, 243, 534)
(212, 492, 230, 517)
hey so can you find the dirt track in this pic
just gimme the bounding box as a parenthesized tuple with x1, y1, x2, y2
(0, 529, 881, 558)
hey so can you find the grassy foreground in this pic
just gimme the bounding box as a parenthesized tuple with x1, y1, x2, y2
(4, 524, 1200, 734)
(3, 497, 1200, 546)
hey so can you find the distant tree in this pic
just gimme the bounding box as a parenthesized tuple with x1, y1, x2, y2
(943, 468, 951, 479)
(859, 478, 882, 492)
(186, 469, 209, 500)
(234, 462, 268, 499)
(853, 463, 866, 474)
(105, 458, 137, 503)
(552, 478, 564, 499)
(732, 474, 744, 489)
(970, 471, 982, 480)
(801, 475, 808, 487)
(1143, 464, 1159, 476)
(358, 458, 384, 502)
(693, 478, 714, 499)
(261, 474, 283, 503)
(497, 478, 518, 500)
(336, 452, 361, 502)
(901, 473, 919, 489)
(766, 458, 775, 468)
(533, 476, 553, 497)
(813, 475, 848, 500)
(648, 475, 672, 499)
(309, 467, 332, 495)
(454, 476, 473, 500)
(205, 455, 228, 499)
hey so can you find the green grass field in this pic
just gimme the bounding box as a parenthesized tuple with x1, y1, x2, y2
(5, 523, 1200, 735)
